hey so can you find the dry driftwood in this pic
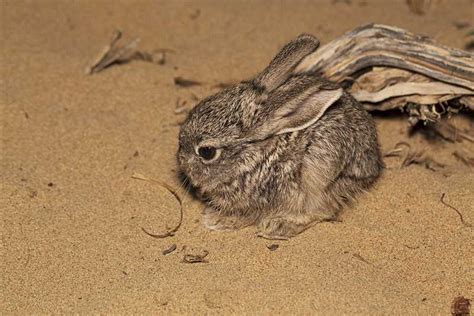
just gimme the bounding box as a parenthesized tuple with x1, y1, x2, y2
(295, 24, 474, 125)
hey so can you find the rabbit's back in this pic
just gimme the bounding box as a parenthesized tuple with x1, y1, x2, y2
(301, 93, 383, 216)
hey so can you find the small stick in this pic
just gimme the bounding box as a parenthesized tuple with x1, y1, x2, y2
(162, 244, 177, 255)
(266, 244, 279, 251)
(174, 77, 202, 88)
(182, 250, 209, 263)
(352, 253, 371, 265)
(440, 193, 472, 227)
(383, 142, 410, 158)
(174, 98, 189, 115)
(132, 172, 184, 238)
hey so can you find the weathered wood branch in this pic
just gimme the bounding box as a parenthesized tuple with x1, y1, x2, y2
(295, 24, 474, 141)
(296, 24, 474, 90)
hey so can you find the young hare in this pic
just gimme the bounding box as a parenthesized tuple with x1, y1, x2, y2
(177, 34, 383, 239)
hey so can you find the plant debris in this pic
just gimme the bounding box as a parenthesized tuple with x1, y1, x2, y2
(212, 82, 238, 90)
(174, 97, 190, 115)
(453, 149, 474, 167)
(349, 68, 473, 116)
(174, 77, 202, 88)
(352, 253, 371, 264)
(162, 244, 177, 255)
(132, 172, 183, 238)
(267, 244, 279, 251)
(440, 193, 472, 227)
(431, 121, 474, 143)
(383, 142, 445, 171)
(85, 30, 172, 74)
(404, 244, 420, 250)
(182, 250, 209, 263)
(451, 296, 471, 316)
(136, 48, 174, 65)
(86, 30, 138, 74)
(453, 21, 470, 30)
(294, 24, 474, 126)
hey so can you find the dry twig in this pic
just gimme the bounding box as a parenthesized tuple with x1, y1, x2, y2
(440, 193, 472, 227)
(182, 250, 209, 263)
(174, 77, 202, 88)
(132, 172, 183, 238)
(162, 244, 177, 255)
(352, 253, 371, 265)
(174, 97, 190, 115)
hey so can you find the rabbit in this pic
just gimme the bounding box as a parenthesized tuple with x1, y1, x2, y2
(177, 34, 384, 239)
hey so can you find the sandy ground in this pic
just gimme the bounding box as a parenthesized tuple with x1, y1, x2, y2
(1, 0, 473, 314)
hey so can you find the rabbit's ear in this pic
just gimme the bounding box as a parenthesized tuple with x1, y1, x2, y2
(255, 34, 319, 92)
(250, 87, 343, 140)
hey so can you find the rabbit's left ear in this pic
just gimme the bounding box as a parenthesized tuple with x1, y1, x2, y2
(255, 34, 319, 92)
(250, 87, 343, 140)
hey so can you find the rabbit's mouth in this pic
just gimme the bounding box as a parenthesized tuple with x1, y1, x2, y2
(177, 162, 208, 195)
(181, 172, 225, 205)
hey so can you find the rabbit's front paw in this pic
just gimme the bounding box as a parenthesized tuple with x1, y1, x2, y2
(257, 216, 310, 240)
(203, 208, 243, 231)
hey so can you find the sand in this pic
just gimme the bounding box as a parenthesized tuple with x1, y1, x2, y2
(1, 0, 473, 314)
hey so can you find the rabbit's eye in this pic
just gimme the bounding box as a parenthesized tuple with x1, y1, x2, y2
(198, 146, 217, 160)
